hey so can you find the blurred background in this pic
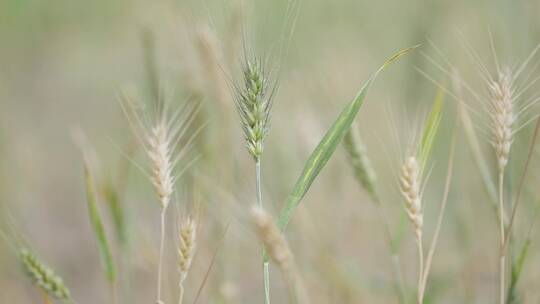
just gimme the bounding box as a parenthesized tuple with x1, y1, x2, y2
(1, 0, 540, 303)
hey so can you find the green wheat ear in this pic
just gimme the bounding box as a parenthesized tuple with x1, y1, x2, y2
(20, 248, 71, 300)
(233, 57, 275, 161)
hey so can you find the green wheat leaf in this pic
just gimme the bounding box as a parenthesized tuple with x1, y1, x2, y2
(277, 46, 418, 231)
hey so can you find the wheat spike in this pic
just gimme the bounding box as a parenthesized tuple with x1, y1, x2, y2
(178, 216, 197, 281)
(489, 69, 515, 173)
(343, 125, 378, 201)
(148, 122, 174, 210)
(233, 57, 275, 161)
(250, 207, 292, 271)
(399, 156, 423, 239)
(20, 249, 70, 300)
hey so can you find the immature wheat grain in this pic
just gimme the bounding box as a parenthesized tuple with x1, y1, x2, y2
(233, 57, 274, 161)
(20, 249, 70, 300)
(343, 125, 378, 201)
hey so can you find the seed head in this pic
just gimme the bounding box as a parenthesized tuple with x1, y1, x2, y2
(178, 217, 197, 282)
(489, 69, 514, 173)
(399, 156, 423, 239)
(147, 122, 174, 210)
(20, 249, 70, 300)
(343, 126, 378, 201)
(233, 57, 275, 161)
(250, 207, 292, 271)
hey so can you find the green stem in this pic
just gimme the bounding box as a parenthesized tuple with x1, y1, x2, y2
(256, 159, 271, 304)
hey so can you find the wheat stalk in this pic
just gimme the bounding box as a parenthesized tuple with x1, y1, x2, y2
(177, 216, 196, 304)
(20, 249, 71, 301)
(488, 68, 515, 304)
(232, 54, 276, 303)
(119, 94, 200, 304)
(399, 155, 424, 303)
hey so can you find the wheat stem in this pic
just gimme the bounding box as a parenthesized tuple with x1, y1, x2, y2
(416, 236, 424, 304)
(41, 290, 52, 304)
(157, 208, 167, 304)
(498, 171, 506, 304)
(256, 160, 271, 304)
(178, 283, 184, 304)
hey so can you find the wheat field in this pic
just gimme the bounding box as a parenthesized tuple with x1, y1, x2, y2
(1, 0, 540, 303)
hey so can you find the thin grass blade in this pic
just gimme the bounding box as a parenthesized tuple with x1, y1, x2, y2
(84, 159, 116, 284)
(419, 88, 444, 172)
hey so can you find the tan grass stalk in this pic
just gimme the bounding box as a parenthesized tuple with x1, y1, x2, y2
(418, 132, 456, 301)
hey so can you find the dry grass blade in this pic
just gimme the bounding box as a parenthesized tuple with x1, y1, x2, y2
(419, 129, 456, 300)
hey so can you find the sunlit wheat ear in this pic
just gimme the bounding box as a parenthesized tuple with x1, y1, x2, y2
(148, 122, 175, 210)
(399, 155, 423, 240)
(20, 249, 71, 300)
(250, 207, 293, 271)
(489, 69, 515, 173)
(233, 57, 276, 161)
(178, 216, 196, 282)
(119, 93, 201, 304)
(119, 94, 201, 209)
